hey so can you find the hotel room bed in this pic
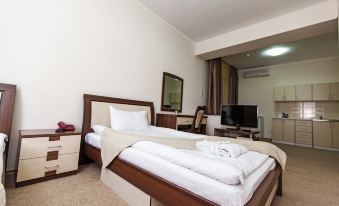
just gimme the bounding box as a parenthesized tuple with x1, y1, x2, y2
(80, 94, 283, 206)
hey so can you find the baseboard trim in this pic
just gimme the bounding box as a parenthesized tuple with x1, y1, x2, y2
(295, 143, 312, 148)
(313, 146, 339, 152)
(272, 140, 295, 145)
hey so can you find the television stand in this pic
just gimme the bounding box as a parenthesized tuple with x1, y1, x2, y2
(214, 128, 260, 140)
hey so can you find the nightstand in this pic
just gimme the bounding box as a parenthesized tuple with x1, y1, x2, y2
(16, 129, 81, 187)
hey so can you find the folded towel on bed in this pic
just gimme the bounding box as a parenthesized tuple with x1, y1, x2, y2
(196, 140, 248, 158)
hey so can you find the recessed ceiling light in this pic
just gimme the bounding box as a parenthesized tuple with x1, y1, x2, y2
(262, 46, 290, 57)
(245, 53, 250, 57)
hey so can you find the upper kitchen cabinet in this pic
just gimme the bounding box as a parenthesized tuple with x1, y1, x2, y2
(273, 85, 295, 101)
(331, 82, 339, 101)
(313, 83, 331, 101)
(284, 85, 296, 101)
(296, 84, 312, 101)
(274, 86, 285, 101)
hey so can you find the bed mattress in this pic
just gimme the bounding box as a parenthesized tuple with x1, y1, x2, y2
(85, 133, 276, 206)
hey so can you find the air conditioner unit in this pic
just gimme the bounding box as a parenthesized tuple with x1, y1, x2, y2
(243, 68, 270, 78)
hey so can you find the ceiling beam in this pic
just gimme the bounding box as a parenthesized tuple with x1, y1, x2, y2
(195, 0, 338, 60)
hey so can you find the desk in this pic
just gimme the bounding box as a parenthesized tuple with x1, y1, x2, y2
(214, 128, 260, 140)
(156, 113, 208, 135)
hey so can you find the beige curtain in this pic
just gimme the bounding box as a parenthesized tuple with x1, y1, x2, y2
(221, 61, 231, 105)
(207, 58, 221, 115)
(207, 59, 238, 114)
(228, 65, 238, 104)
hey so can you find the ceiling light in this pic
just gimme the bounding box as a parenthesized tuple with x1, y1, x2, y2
(262, 46, 290, 57)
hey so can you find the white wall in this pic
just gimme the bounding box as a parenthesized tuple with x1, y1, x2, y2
(0, 0, 208, 170)
(238, 57, 339, 139)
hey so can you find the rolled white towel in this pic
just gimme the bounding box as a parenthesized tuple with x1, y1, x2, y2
(196, 140, 248, 158)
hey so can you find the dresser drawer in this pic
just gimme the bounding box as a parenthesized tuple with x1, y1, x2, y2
(17, 157, 46, 182)
(20, 137, 49, 159)
(296, 137, 312, 145)
(295, 126, 312, 133)
(296, 132, 312, 139)
(20, 135, 81, 160)
(59, 135, 81, 154)
(57, 153, 79, 174)
(295, 132, 312, 145)
(295, 120, 312, 127)
(17, 153, 79, 182)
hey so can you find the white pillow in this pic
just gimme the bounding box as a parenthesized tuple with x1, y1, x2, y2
(109, 106, 149, 132)
(92, 125, 107, 135)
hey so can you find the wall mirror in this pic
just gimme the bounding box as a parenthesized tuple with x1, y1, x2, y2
(161, 72, 184, 112)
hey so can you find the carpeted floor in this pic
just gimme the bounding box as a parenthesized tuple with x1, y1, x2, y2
(271, 144, 339, 206)
(6, 144, 339, 206)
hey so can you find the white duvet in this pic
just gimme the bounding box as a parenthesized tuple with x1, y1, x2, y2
(132, 141, 268, 185)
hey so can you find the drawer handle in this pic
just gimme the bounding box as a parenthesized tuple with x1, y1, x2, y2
(48, 145, 62, 148)
(45, 165, 59, 169)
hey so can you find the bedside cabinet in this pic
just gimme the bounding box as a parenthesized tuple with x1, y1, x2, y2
(16, 129, 81, 187)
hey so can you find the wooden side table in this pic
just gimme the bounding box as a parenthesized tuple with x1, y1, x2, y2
(16, 129, 81, 187)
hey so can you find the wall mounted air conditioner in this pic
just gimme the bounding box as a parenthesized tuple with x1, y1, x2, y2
(243, 68, 270, 78)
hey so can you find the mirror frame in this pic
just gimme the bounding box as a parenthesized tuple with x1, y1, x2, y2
(161, 72, 184, 113)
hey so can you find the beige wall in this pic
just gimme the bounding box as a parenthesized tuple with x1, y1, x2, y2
(0, 0, 208, 170)
(238, 57, 339, 139)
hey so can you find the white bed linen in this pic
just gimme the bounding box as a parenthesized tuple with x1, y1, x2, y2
(86, 133, 276, 205)
(0, 133, 6, 179)
(132, 141, 268, 184)
(0, 133, 7, 206)
(126, 126, 206, 140)
(85, 133, 101, 149)
(119, 147, 276, 206)
(85, 124, 205, 149)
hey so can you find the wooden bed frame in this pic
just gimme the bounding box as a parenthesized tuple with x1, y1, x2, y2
(0, 83, 16, 177)
(81, 94, 282, 206)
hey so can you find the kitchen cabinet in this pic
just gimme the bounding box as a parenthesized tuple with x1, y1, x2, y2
(331, 83, 339, 101)
(296, 84, 312, 101)
(284, 85, 296, 101)
(332, 122, 339, 149)
(272, 119, 295, 143)
(272, 119, 283, 141)
(273, 86, 295, 101)
(313, 83, 331, 101)
(313, 121, 332, 148)
(274, 86, 285, 101)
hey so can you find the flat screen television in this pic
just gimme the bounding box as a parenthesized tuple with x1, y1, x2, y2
(221, 105, 258, 129)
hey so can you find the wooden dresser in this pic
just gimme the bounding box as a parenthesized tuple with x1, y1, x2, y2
(16, 129, 81, 187)
(156, 113, 208, 134)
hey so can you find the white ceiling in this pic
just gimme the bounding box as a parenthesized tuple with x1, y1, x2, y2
(139, 0, 329, 42)
(223, 32, 339, 69)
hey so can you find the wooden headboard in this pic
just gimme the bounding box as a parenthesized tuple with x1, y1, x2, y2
(0, 83, 16, 171)
(80, 94, 155, 163)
